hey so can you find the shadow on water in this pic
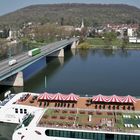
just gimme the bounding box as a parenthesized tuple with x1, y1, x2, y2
(0, 85, 23, 100)
(0, 122, 17, 140)
(24, 50, 74, 93)
(23, 57, 47, 80)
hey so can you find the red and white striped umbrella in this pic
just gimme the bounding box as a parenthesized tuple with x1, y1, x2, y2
(51, 93, 65, 101)
(92, 94, 108, 102)
(37, 92, 53, 100)
(65, 93, 79, 101)
(122, 95, 137, 103)
(107, 95, 122, 103)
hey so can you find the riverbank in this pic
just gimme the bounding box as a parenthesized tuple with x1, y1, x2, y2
(77, 37, 140, 49)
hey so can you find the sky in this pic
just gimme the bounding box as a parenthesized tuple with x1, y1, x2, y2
(0, 0, 140, 16)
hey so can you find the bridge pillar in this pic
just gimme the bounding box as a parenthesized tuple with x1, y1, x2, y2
(76, 40, 79, 45)
(71, 41, 76, 49)
(48, 49, 64, 57)
(71, 40, 79, 49)
(0, 72, 24, 87)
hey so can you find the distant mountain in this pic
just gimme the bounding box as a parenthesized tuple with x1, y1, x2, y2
(0, 3, 140, 27)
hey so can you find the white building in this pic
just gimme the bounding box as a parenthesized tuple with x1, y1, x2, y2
(129, 37, 137, 43)
(129, 37, 140, 43)
(127, 28, 133, 37)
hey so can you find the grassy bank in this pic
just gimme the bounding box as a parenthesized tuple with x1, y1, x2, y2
(78, 37, 140, 49)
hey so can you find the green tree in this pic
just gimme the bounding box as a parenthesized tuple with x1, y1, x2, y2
(60, 17, 64, 26)
(137, 24, 140, 37)
(103, 31, 117, 46)
(122, 37, 128, 49)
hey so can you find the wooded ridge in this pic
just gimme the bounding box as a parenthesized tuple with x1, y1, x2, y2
(0, 4, 140, 27)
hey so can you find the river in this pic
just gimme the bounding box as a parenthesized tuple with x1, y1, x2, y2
(1, 49, 140, 140)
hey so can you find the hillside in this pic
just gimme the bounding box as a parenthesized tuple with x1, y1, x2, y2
(0, 4, 140, 27)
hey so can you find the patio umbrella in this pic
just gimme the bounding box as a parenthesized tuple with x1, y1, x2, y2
(92, 94, 108, 102)
(122, 95, 137, 103)
(37, 92, 53, 100)
(64, 93, 79, 101)
(107, 95, 122, 103)
(51, 93, 66, 101)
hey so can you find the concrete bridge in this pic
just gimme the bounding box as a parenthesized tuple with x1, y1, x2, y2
(0, 38, 79, 87)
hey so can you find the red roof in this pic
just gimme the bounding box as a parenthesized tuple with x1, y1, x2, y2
(122, 95, 137, 103)
(51, 93, 66, 101)
(107, 95, 122, 103)
(37, 92, 53, 100)
(92, 94, 108, 102)
(64, 93, 79, 101)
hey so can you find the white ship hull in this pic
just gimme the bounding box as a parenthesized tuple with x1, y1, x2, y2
(0, 92, 40, 124)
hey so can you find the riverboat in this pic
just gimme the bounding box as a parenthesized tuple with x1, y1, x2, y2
(11, 92, 140, 140)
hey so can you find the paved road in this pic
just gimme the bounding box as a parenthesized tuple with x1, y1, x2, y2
(0, 38, 77, 81)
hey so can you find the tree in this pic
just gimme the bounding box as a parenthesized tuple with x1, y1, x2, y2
(136, 24, 140, 37)
(103, 31, 117, 46)
(60, 17, 64, 26)
(122, 37, 128, 49)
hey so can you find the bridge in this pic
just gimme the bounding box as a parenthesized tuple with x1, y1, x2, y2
(0, 38, 79, 87)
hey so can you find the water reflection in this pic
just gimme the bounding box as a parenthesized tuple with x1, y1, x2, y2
(94, 49, 131, 58)
(78, 49, 89, 60)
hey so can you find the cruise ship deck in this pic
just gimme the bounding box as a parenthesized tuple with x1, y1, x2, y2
(15, 93, 140, 134)
(12, 92, 140, 140)
(37, 107, 140, 134)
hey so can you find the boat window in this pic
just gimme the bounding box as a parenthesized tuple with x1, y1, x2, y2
(24, 109, 27, 114)
(15, 108, 18, 113)
(20, 109, 23, 114)
(45, 129, 97, 139)
(22, 114, 34, 127)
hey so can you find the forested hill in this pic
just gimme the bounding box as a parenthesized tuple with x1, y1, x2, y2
(0, 3, 140, 27)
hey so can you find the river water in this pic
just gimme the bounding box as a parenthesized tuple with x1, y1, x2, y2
(1, 49, 140, 140)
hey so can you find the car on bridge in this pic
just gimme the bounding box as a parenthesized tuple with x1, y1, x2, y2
(8, 59, 17, 66)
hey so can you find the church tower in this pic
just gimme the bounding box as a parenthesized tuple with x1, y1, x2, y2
(81, 19, 84, 29)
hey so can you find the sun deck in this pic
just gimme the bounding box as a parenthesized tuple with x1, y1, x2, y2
(36, 108, 140, 135)
(16, 93, 140, 111)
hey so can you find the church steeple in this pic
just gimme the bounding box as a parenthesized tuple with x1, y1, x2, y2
(81, 19, 84, 29)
